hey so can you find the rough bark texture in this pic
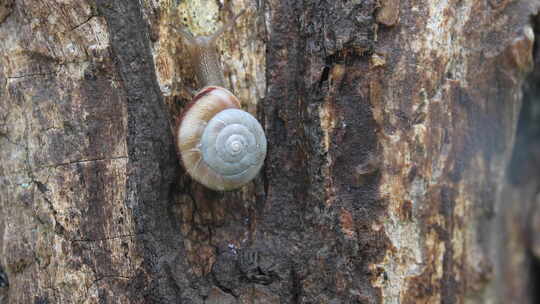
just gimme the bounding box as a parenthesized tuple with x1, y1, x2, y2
(1, 0, 539, 303)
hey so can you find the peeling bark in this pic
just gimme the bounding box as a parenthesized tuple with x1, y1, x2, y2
(0, 0, 539, 303)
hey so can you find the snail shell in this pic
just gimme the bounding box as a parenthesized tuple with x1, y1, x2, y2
(176, 86, 267, 191)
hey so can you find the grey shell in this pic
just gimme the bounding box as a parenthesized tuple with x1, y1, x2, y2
(177, 87, 267, 191)
(201, 109, 267, 188)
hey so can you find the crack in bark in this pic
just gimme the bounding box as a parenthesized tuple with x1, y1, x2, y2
(6, 71, 58, 79)
(5, 59, 92, 81)
(71, 233, 144, 243)
(70, 15, 97, 31)
(33, 179, 70, 241)
(213, 281, 238, 299)
(92, 274, 133, 283)
(1, 156, 129, 177)
(36, 156, 128, 169)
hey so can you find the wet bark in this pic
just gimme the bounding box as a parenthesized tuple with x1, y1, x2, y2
(0, 0, 539, 303)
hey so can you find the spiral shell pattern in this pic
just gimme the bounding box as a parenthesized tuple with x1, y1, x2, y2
(176, 87, 267, 191)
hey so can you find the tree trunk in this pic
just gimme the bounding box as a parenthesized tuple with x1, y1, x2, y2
(1, 0, 539, 303)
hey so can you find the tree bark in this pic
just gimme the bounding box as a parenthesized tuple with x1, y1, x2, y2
(0, 0, 539, 303)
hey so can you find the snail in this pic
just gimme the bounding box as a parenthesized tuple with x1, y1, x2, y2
(172, 10, 267, 191)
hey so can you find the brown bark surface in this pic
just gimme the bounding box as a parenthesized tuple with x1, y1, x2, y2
(0, 0, 539, 303)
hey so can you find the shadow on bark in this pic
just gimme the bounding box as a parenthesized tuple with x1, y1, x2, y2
(507, 12, 540, 304)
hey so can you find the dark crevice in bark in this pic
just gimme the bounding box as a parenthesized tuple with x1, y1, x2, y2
(507, 12, 540, 304)
(318, 65, 330, 88)
(507, 14, 540, 184)
(70, 14, 97, 31)
(96, 0, 185, 301)
(262, 1, 385, 302)
(0, 264, 8, 303)
(213, 282, 237, 299)
(508, 16, 540, 184)
(530, 253, 540, 303)
(290, 266, 301, 304)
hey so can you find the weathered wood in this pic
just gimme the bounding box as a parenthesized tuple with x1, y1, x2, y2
(0, 0, 539, 303)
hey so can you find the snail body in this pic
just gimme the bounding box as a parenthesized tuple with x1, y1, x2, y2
(174, 10, 267, 191)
